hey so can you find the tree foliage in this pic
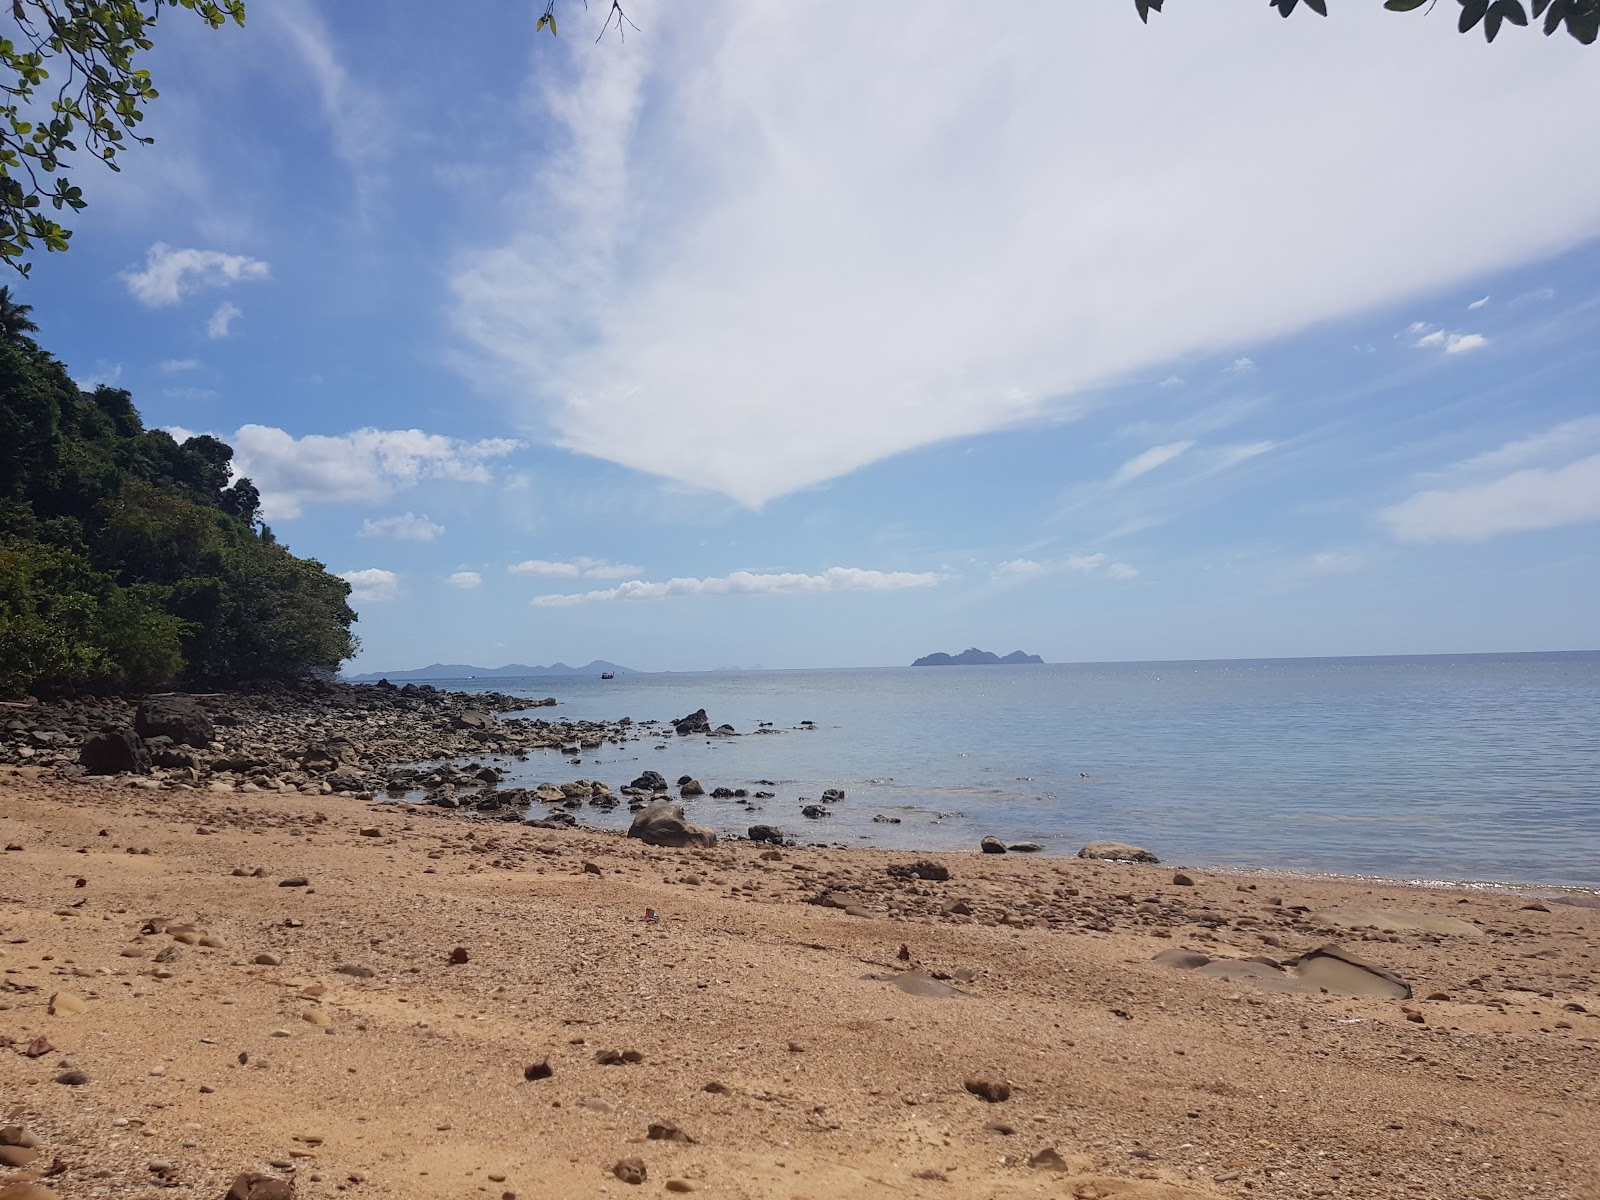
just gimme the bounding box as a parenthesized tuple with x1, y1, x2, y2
(0, 286, 357, 695)
(1133, 0, 1597, 43)
(1, 0, 245, 276)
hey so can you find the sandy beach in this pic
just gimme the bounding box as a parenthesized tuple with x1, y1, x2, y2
(2, 760, 1597, 1200)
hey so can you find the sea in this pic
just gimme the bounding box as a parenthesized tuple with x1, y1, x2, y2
(419, 651, 1600, 891)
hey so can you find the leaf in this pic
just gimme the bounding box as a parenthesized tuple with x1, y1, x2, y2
(1485, 6, 1505, 35)
(1303, 0, 1328, 13)
(1271, 0, 1300, 15)
(535, 13, 547, 29)
(1384, 0, 1429, 9)
(1458, 0, 1491, 31)
(549, 14, 557, 34)
(1531, 0, 1551, 16)
(1135, 0, 1152, 22)
(1494, 0, 1530, 24)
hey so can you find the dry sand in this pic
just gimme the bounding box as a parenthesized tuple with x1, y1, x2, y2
(1, 766, 1596, 1200)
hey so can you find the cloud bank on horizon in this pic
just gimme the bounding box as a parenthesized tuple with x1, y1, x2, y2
(452, 0, 1600, 507)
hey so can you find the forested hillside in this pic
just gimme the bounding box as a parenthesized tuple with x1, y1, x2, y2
(0, 290, 356, 695)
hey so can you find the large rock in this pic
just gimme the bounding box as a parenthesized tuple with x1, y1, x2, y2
(672, 709, 711, 736)
(747, 824, 784, 844)
(1077, 840, 1159, 864)
(629, 770, 668, 792)
(980, 836, 1008, 854)
(135, 697, 214, 747)
(79, 728, 150, 775)
(627, 801, 717, 848)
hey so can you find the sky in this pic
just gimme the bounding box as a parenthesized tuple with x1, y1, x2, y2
(14, 0, 1600, 673)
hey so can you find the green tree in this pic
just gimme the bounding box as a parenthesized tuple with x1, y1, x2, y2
(1133, 0, 1595, 44)
(1, 0, 246, 276)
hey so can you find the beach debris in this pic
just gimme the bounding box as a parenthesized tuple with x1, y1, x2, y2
(1154, 943, 1411, 999)
(964, 1076, 1011, 1102)
(980, 836, 1007, 854)
(643, 908, 660, 924)
(1077, 841, 1159, 864)
(612, 1157, 648, 1185)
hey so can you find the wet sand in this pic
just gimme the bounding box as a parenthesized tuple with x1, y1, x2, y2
(1, 766, 1597, 1200)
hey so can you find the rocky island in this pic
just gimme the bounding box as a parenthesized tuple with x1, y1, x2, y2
(912, 647, 1045, 666)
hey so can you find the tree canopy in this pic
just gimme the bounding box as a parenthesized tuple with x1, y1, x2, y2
(1134, 0, 1597, 43)
(1, 0, 245, 276)
(0, 285, 357, 695)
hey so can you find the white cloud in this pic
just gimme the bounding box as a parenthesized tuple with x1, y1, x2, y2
(74, 363, 123, 390)
(448, 571, 483, 589)
(530, 566, 940, 606)
(359, 512, 446, 542)
(122, 243, 269, 308)
(1452, 416, 1600, 477)
(1381, 454, 1600, 543)
(1467, 295, 1490, 310)
(1210, 441, 1276, 472)
(269, 0, 390, 174)
(993, 553, 1137, 583)
(1413, 327, 1487, 354)
(207, 302, 243, 340)
(1224, 357, 1256, 374)
(508, 557, 641, 579)
(339, 568, 400, 603)
(449, 2, 1600, 507)
(159, 358, 201, 373)
(1112, 441, 1193, 485)
(229, 426, 523, 519)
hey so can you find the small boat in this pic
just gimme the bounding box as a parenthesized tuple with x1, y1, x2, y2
(600, 672, 615, 680)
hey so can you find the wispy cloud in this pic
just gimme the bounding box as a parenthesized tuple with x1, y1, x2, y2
(359, 512, 446, 542)
(1112, 441, 1193, 485)
(530, 566, 940, 607)
(451, 3, 1600, 507)
(1413, 326, 1488, 354)
(1224, 357, 1256, 375)
(159, 358, 201, 373)
(122, 243, 269, 307)
(231, 426, 522, 519)
(339, 568, 400, 603)
(207, 302, 243, 340)
(508, 557, 642, 580)
(993, 553, 1137, 582)
(1467, 295, 1490, 311)
(270, 0, 389, 175)
(447, 570, 482, 589)
(1382, 418, 1600, 542)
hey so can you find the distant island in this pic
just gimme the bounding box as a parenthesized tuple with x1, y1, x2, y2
(345, 660, 636, 682)
(912, 648, 1045, 667)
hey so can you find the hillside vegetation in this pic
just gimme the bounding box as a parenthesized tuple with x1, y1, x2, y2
(0, 290, 356, 695)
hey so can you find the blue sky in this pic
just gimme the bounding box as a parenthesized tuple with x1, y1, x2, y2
(16, 0, 1600, 672)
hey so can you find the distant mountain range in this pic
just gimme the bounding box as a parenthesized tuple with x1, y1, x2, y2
(912, 648, 1045, 667)
(345, 660, 637, 682)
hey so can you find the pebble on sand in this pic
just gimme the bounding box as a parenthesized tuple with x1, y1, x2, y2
(612, 1157, 648, 1185)
(963, 1077, 1010, 1103)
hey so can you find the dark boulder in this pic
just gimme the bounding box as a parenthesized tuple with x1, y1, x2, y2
(629, 770, 668, 792)
(80, 728, 150, 775)
(135, 697, 214, 747)
(980, 836, 1008, 854)
(672, 709, 711, 736)
(888, 859, 950, 882)
(800, 804, 830, 819)
(747, 824, 785, 844)
(678, 778, 705, 797)
(821, 788, 845, 803)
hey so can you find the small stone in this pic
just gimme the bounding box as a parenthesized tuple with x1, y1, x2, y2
(0, 1128, 42, 1148)
(524, 1059, 553, 1081)
(985, 1121, 1015, 1135)
(254, 953, 282, 966)
(0, 1146, 41, 1168)
(47, 991, 87, 1016)
(225, 1171, 295, 1199)
(335, 964, 375, 978)
(963, 1077, 1010, 1103)
(359, 827, 381, 837)
(448, 946, 470, 965)
(702, 1081, 729, 1094)
(199, 1084, 216, 1093)
(647, 1120, 694, 1144)
(278, 877, 310, 888)
(150, 1065, 167, 1077)
(1172, 872, 1196, 886)
(583, 861, 602, 875)
(612, 1157, 647, 1185)
(271, 1028, 292, 1038)
(1029, 1148, 1069, 1171)
(54, 1068, 90, 1085)
(665, 1181, 696, 1194)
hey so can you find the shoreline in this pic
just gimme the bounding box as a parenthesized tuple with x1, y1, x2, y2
(4, 682, 1597, 897)
(1, 760, 1597, 1200)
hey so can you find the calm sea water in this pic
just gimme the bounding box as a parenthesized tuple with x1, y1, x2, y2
(430, 652, 1600, 890)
